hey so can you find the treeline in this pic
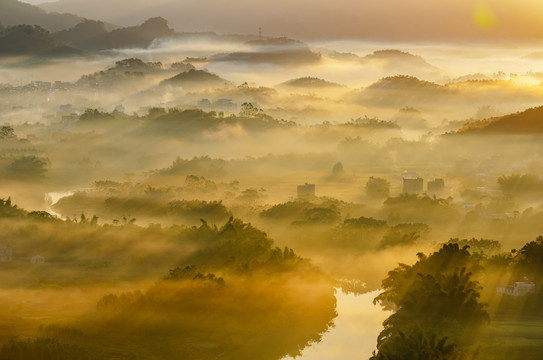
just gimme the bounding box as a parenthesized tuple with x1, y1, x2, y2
(53, 191, 232, 225)
(0, 199, 336, 360)
(76, 106, 296, 137)
(498, 174, 543, 196)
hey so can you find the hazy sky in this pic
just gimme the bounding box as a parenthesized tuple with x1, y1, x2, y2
(22, 0, 543, 41)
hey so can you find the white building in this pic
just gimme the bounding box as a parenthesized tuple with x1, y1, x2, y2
(496, 282, 536, 297)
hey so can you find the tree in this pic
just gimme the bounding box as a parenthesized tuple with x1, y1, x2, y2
(239, 102, 261, 117)
(378, 223, 429, 249)
(79, 109, 114, 123)
(514, 235, 543, 281)
(366, 176, 391, 199)
(374, 244, 480, 308)
(370, 327, 456, 360)
(498, 174, 543, 195)
(372, 244, 488, 358)
(4, 156, 49, 180)
(0, 125, 16, 141)
(331, 162, 345, 178)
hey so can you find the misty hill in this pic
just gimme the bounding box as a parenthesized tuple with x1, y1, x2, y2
(363, 50, 429, 63)
(523, 52, 543, 60)
(316, 48, 360, 62)
(0, 0, 82, 32)
(77, 58, 168, 88)
(361, 50, 440, 77)
(0, 24, 81, 57)
(211, 37, 321, 65)
(450, 106, 543, 135)
(367, 75, 443, 91)
(279, 77, 345, 89)
(450, 73, 493, 82)
(354, 75, 453, 108)
(52, 19, 109, 46)
(73, 17, 174, 51)
(160, 69, 231, 89)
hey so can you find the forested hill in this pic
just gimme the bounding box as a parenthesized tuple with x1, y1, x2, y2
(449, 106, 543, 135)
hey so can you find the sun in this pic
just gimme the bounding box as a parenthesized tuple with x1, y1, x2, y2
(472, 2, 498, 29)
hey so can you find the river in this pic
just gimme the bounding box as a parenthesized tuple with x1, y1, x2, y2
(284, 289, 390, 360)
(44, 191, 75, 219)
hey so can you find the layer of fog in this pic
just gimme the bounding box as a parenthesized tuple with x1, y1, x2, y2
(4, 37, 543, 85)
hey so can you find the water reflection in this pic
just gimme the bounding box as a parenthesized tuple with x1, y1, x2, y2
(284, 289, 390, 360)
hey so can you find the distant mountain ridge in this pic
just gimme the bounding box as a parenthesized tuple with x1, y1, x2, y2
(0, 24, 82, 57)
(52, 19, 109, 46)
(210, 37, 321, 66)
(0, 0, 82, 32)
(0, 0, 177, 56)
(69, 17, 174, 51)
(0, 15, 175, 59)
(36, 0, 543, 41)
(366, 75, 443, 91)
(352, 75, 453, 108)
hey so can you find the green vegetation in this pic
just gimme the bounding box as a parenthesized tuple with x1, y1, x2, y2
(366, 176, 391, 199)
(373, 244, 489, 358)
(53, 192, 232, 225)
(0, 125, 16, 141)
(260, 198, 347, 226)
(370, 235, 543, 359)
(449, 106, 543, 134)
(0, 198, 336, 359)
(382, 194, 459, 225)
(0, 24, 79, 56)
(1, 155, 49, 180)
(498, 174, 543, 196)
(370, 327, 456, 360)
(2, 27, 543, 359)
(378, 223, 429, 249)
(0, 337, 89, 360)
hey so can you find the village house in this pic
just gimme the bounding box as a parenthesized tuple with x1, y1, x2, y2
(402, 174, 423, 194)
(427, 178, 445, 196)
(297, 183, 315, 198)
(496, 281, 536, 297)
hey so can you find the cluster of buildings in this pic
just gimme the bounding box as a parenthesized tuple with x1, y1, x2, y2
(402, 173, 445, 196)
(295, 173, 446, 200)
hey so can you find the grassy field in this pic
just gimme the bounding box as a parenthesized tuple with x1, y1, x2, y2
(475, 318, 543, 359)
